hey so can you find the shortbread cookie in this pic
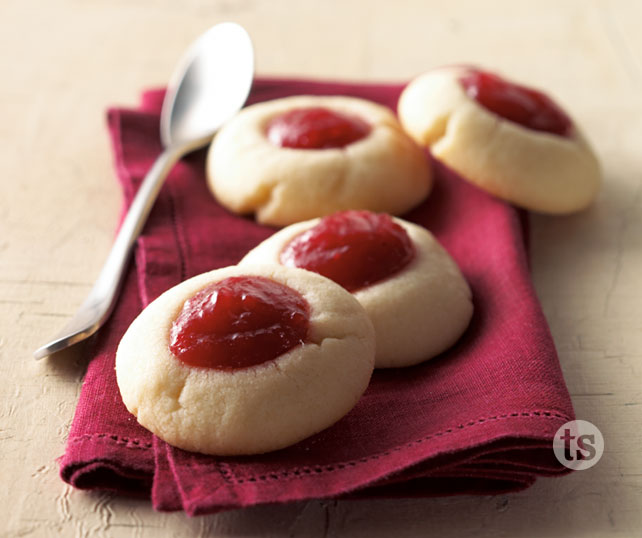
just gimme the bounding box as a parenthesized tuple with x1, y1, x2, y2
(398, 66, 601, 214)
(207, 95, 432, 226)
(116, 264, 375, 456)
(240, 211, 473, 368)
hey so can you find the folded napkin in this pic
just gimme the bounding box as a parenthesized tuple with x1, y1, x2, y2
(60, 78, 575, 515)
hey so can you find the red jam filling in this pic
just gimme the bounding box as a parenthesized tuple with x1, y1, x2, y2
(459, 69, 572, 136)
(280, 210, 415, 292)
(267, 107, 371, 149)
(169, 276, 309, 370)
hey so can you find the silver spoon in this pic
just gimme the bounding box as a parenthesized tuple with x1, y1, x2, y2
(34, 22, 254, 360)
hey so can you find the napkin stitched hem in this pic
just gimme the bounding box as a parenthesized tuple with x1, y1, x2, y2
(210, 409, 572, 483)
(63, 407, 571, 478)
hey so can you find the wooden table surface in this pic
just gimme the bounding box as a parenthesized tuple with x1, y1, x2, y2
(2, 0, 641, 536)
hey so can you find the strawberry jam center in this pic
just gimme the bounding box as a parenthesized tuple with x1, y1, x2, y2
(280, 210, 415, 292)
(169, 276, 309, 370)
(459, 69, 572, 136)
(267, 107, 371, 149)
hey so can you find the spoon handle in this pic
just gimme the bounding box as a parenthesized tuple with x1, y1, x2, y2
(34, 146, 185, 359)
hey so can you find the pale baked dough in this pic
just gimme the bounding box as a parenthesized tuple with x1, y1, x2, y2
(398, 66, 601, 214)
(240, 218, 473, 368)
(206, 95, 432, 226)
(115, 264, 375, 456)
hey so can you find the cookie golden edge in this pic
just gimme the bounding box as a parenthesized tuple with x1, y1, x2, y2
(240, 218, 474, 368)
(115, 264, 376, 456)
(398, 66, 601, 214)
(206, 95, 433, 226)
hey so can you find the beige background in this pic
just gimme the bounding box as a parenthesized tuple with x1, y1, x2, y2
(2, 0, 641, 536)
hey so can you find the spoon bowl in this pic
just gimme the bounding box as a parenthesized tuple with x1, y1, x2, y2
(162, 23, 254, 150)
(34, 23, 254, 360)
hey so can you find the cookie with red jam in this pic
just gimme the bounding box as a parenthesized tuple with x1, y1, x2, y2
(241, 211, 473, 368)
(398, 66, 601, 214)
(206, 95, 432, 226)
(116, 265, 375, 455)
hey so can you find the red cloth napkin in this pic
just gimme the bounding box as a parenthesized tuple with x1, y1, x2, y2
(59, 78, 575, 515)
